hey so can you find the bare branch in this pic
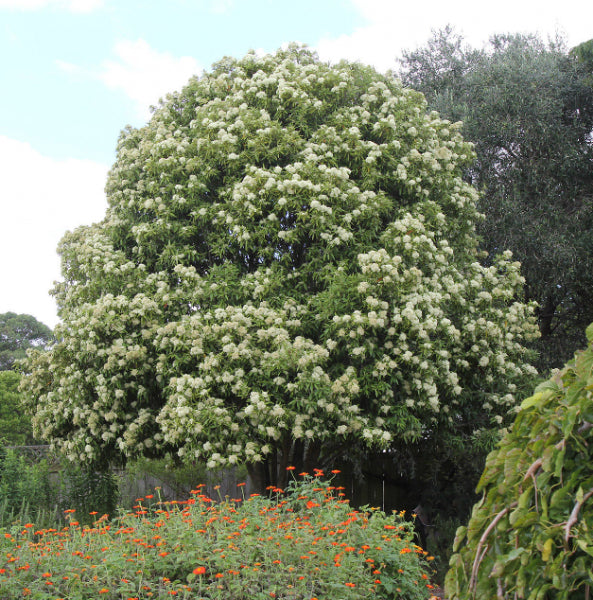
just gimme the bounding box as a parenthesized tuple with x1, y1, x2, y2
(564, 487, 593, 544)
(469, 502, 518, 595)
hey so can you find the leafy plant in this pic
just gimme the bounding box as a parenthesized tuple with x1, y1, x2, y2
(59, 463, 120, 523)
(446, 323, 593, 598)
(0, 470, 438, 599)
(0, 372, 35, 444)
(0, 444, 57, 527)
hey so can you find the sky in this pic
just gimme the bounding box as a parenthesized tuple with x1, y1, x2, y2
(1, 0, 591, 329)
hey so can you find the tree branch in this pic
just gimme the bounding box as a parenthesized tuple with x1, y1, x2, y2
(522, 439, 565, 483)
(469, 502, 518, 595)
(564, 487, 593, 544)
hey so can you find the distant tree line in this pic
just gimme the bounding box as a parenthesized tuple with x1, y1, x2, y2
(0, 312, 52, 444)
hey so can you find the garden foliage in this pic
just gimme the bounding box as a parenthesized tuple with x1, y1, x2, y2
(0, 445, 56, 527)
(0, 371, 35, 445)
(446, 323, 593, 598)
(0, 471, 437, 599)
(21, 45, 538, 486)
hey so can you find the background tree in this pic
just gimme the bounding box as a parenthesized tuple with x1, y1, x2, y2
(398, 30, 593, 372)
(0, 371, 35, 445)
(21, 46, 538, 493)
(0, 312, 53, 371)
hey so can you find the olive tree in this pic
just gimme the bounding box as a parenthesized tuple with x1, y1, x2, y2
(398, 30, 593, 372)
(21, 46, 538, 490)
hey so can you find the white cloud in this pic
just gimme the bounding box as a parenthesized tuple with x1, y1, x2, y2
(316, 0, 590, 72)
(54, 59, 84, 75)
(98, 39, 202, 120)
(209, 0, 234, 14)
(0, 0, 102, 12)
(0, 136, 108, 328)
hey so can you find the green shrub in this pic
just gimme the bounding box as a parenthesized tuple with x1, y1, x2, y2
(59, 464, 120, 522)
(0, 371, 35, 445)
(445, 323, 593, 598)
(0, 444, 57, 527)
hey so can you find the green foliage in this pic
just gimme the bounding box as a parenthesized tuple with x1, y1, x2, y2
(21, 45, 538, 491)
(0, 444, 119, 528)
(445, 323, 593, 598)
(0, 472, 436, 599)
(398, 30, 593, 372)
(0, 445, 56, 527)
(0, 312, 52, 371)
(0, 371, 35, 445)
(59, 464, 120, 522)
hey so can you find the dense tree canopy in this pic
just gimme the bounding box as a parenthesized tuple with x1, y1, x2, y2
(0, 312, 53, 371)
(0, 371, 35, 445)
(398, 29, 593, 371)
(21, 46, 538, 489)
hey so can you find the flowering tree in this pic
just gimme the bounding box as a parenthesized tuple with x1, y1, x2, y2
(21, 46, 538, 490)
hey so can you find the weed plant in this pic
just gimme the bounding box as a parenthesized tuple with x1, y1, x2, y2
(0, 469, 438, 599)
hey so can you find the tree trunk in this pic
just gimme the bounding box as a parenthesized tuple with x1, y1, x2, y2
(538, 295, 557, 338)
(246, 439, 325, 494)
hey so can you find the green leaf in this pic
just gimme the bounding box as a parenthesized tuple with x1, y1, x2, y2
(554, 447, 565, 478)
(502, 547, 525, 564)
(521, 392, 542, 410)
(577, 486, 584, 504)
(541, 538, 553, 562)
(576, 538, 593, 557)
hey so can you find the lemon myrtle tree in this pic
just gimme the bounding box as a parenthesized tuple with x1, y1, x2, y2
(21, 46, 538, 491)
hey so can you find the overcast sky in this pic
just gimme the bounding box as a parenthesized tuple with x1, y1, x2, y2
(1, 0, 591, 328)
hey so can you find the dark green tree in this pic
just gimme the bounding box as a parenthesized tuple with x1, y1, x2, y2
(0, 371, 35, 445)
(398, 29, 593, 372)
(0, 313, 53, 371)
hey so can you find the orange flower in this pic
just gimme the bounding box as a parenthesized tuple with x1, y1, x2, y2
(345, 582, 356, 588)
(99, 589, 109, 594)
(193, 566, 206, 575)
